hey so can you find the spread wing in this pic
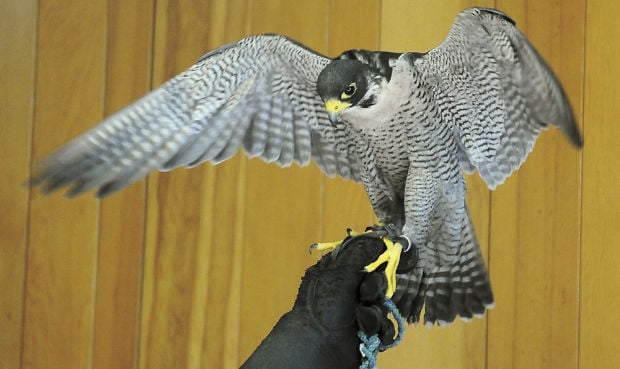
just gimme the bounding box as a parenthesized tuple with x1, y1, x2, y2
(414, 7, 582, 189)
(30, 34, 362, 198)
(389, 7, 582, 325)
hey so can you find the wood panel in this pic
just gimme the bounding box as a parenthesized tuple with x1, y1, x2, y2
(238, 0, 329, 363)
(4, 1, 620, 368)
(199, 2, 252, 368)
(488, 2, 584, 369)
(0, 2, 37, 369)
(378, 1, 492, 368)
(580, 1, 620, 368)
(321, 0, 379, 241)
(22, 1, 106, 368)
(91, 1, 154, 369)
(138, 1, 214, 368)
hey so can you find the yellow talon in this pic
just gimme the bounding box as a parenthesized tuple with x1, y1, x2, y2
(347, 228, 363, 237)
(364, 238, 403, 298)
(309, 228, 363, 254)
(309, 240, 342, 253)
(310, 226, 406, 298)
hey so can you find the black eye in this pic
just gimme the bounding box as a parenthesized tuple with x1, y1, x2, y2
(341, 82, 357, 100)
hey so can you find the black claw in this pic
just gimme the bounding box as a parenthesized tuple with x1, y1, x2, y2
(379, 318, 396, 347)
(396, 245, 418, 274)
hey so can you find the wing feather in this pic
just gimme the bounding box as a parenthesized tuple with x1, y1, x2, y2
(30, 34, 362, 197)
(415, 8, 581, 189)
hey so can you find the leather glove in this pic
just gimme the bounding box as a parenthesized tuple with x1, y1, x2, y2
(240, 235, 396, 369)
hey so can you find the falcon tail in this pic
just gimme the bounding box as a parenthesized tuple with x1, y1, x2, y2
(392, 206, 494, 326)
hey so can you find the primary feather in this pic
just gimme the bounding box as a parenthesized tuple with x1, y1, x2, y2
(30, 8, 581, 326)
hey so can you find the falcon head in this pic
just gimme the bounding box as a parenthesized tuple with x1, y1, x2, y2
(316, 60, 385, 126)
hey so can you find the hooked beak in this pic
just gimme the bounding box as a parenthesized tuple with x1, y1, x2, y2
(325, 99, 351, 126)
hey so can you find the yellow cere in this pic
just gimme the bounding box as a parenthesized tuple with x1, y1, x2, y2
(325, 99, 352, 113)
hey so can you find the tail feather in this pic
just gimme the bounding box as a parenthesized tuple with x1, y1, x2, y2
(392, 267, 423, 324)
(393, 205, 493, 326)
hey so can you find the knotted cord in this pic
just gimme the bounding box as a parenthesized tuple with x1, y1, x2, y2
(358, 299, 406, 369)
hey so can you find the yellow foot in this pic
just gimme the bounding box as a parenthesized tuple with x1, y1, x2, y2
(308, 228, 362, 254)
(364, 238, 403, 298)
(308, 240, 342, 253)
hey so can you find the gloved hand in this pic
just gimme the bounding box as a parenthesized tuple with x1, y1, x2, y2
(240, 234, 398, 369)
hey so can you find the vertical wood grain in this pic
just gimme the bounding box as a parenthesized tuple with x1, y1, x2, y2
(6, 2, 620, 368)
(91, 1, 154, 369)
(321, 0, 379, 241)
(138, 1, 214, 368)
(238, 0, 329, 363)
(487, 2, 584, 369)
(580, 1, 620, 368)
(22, 1, 107, 368)
(200, 1, 250, 367)
(379, 1, 492, 368)
(0, 1, 37, 369)
(201, 155, 247, 368)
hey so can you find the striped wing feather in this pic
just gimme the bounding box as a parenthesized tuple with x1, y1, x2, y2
(30, 35, 361, 198)
(415, 7, 581, 189)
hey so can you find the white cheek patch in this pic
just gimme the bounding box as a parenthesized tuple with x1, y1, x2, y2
(342, 65, 415, 130)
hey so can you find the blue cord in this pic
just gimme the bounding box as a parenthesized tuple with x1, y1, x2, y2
(358, 299, 406, 369)
(357, 332, 380, 369)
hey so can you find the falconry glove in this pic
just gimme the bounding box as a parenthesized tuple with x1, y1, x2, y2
(240, 235, 397, 369)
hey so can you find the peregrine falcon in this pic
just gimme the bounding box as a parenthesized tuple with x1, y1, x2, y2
(30, 8, 582, 326)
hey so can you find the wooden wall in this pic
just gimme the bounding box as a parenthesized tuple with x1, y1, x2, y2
(1, 0, 618, 368)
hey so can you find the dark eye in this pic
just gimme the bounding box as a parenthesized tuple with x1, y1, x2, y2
(340, 82, 357, 100)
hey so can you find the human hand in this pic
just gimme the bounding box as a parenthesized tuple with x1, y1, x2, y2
(240, 234, 398, 369)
